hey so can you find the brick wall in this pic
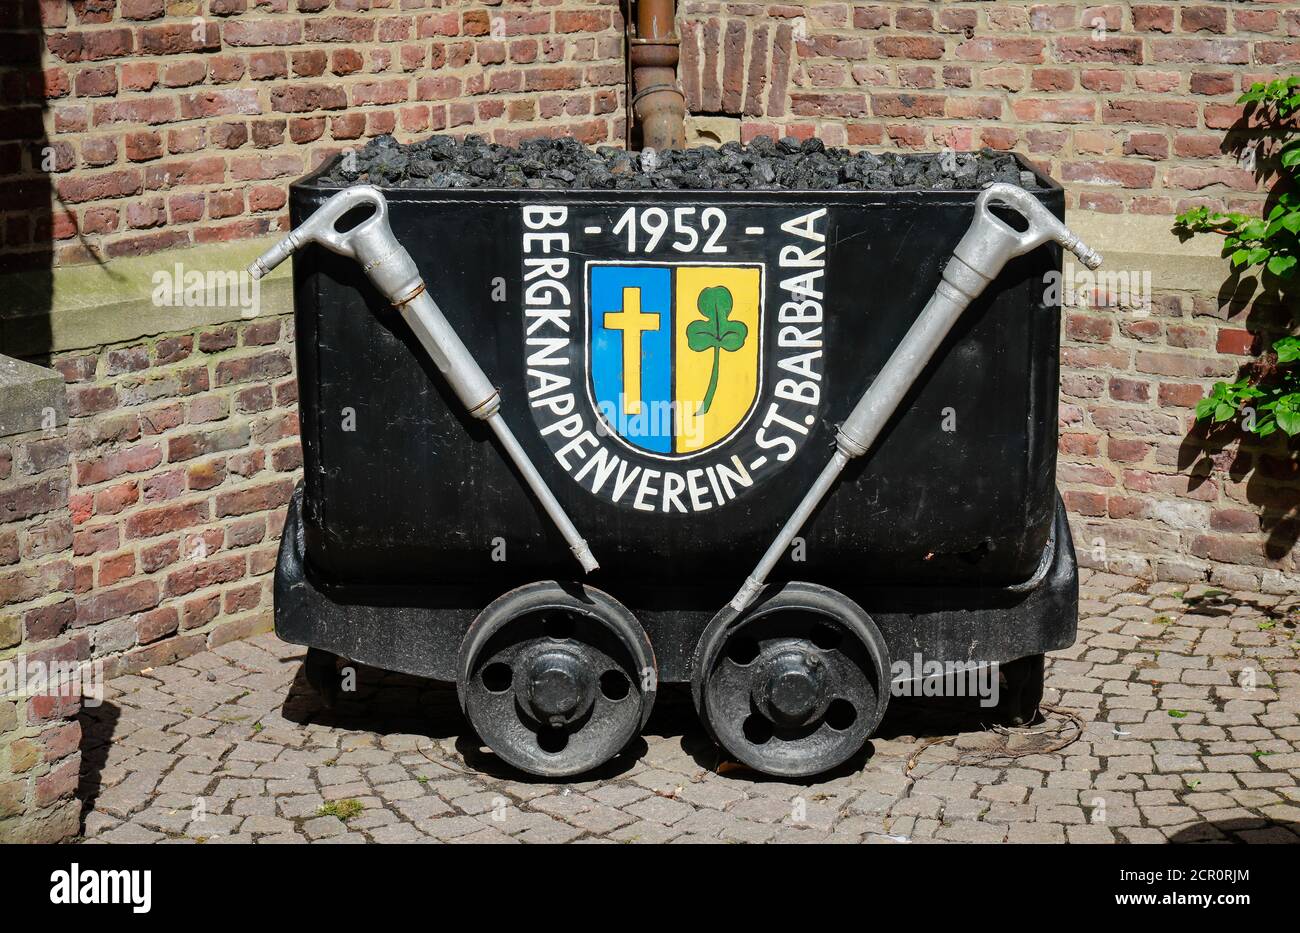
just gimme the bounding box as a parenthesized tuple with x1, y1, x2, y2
(2, 312, 300, 839)
(680, 1, 1298, 218)
(1, 413, 82, 842)
(1056, 245, 1298, 593)
(3, 0, 627, 270)
(49, 313, 300, 677)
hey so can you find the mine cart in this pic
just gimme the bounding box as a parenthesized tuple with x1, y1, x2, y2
(258, 146, 1098, 778)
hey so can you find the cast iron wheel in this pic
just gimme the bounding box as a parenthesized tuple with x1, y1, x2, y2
(996, 653, 1045, 726)
(692, 582, 890, 779)
(458, 582, 656, 778)
(304, 647, 342, 709)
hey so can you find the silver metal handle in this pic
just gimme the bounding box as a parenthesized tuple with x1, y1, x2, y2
(250, 187, 599, 574)
(731, 185, 1101, 612)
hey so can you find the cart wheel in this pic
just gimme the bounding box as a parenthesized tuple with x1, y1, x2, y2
(692, 582, 890, 779)
(997, 653, 1045, 726)
(304, 647, 342, 709)
(457, 582, 656, 778)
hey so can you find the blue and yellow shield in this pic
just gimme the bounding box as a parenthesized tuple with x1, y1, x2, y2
(588, 263, 763, 457)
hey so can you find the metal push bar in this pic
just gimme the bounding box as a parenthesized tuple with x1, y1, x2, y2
(250, 186, 600, 574)
(729, 183, 1102, 612)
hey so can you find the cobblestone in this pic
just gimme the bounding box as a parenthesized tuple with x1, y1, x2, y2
(76, 573, 1300, 844)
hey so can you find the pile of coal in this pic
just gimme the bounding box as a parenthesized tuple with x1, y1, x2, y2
(316, 134, 1041, 192)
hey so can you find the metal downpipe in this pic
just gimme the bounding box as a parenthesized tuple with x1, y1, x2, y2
(630, 0, 686, 152)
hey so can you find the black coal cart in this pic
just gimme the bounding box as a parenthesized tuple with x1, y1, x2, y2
(263, 151, 1093, 778)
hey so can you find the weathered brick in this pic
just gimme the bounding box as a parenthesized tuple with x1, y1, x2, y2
(76, 579, 159, 626)
(124, 501, 208, 539)
(215, 480, 294, 518)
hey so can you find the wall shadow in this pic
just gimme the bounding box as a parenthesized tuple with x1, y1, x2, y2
(75, 698, 119, 834)
(1168, 817, 1299, 844)
(0, 0, 55, 362)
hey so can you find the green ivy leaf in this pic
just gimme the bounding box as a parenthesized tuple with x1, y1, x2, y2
(1276, 406, 1300, 436)
(1275, 336, 1300, 363)
(1175, 74, 1298, 437)
(1241, 219, 1268, 239)
(1267, 254, 1298, 277)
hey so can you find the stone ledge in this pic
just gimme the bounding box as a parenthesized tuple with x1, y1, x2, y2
(0, 237, 293, 358)
(0, 355, 66, 439)
(0, 213, 1230, 359)
(1065, 210, 1230, 297)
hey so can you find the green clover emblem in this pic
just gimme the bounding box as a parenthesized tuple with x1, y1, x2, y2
(685, 285, 748, 415)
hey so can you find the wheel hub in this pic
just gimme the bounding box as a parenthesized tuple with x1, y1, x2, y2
(753, 648, 828, 727)
(523, 646, 595, 727)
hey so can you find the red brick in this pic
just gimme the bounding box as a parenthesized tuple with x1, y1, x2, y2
(1012, 98, 1095, 123)
(225, 19, 303, 47)
(1054, 37, 1142, 64)
(270, 84, 347, 113)
(76, 578, 158, 625)
(138, 23, 220, 56)
(956, 38, 1044, 64)
(1063, 491, 1107, 517)
(1060, 161, 1157, 188)
(1150, 39, 1249, 65)
(164, 554, 245, 598)
(55, 169, 141, 204)
(1181, 6, 1228, 34)
(1216, 328, 1256, 356)
(215, 479, 294, 518)
(181, 592, 221, 630)
(1132, 5, 1174, 32)
(875, 37, 946, 60)
(98, 551, 135, 587)
(1124, 132, 1169, 159)
(124, 501, 207, 539)
(1103, 99, 1198, 128)
(74, 66, 117, 97)
(35, 758, 79, 807)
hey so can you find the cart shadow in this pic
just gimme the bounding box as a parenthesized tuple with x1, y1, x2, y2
(664, 688, 1010, 785)
(280, 659, 653, 782)
(451, 735, 650, 784)
(873, 693, 1021, 740)
(280, 660, 1026, 786)
(280, 661, 463, 741)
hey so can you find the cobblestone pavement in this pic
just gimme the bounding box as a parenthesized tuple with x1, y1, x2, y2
(78, 571, 1300, 844)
